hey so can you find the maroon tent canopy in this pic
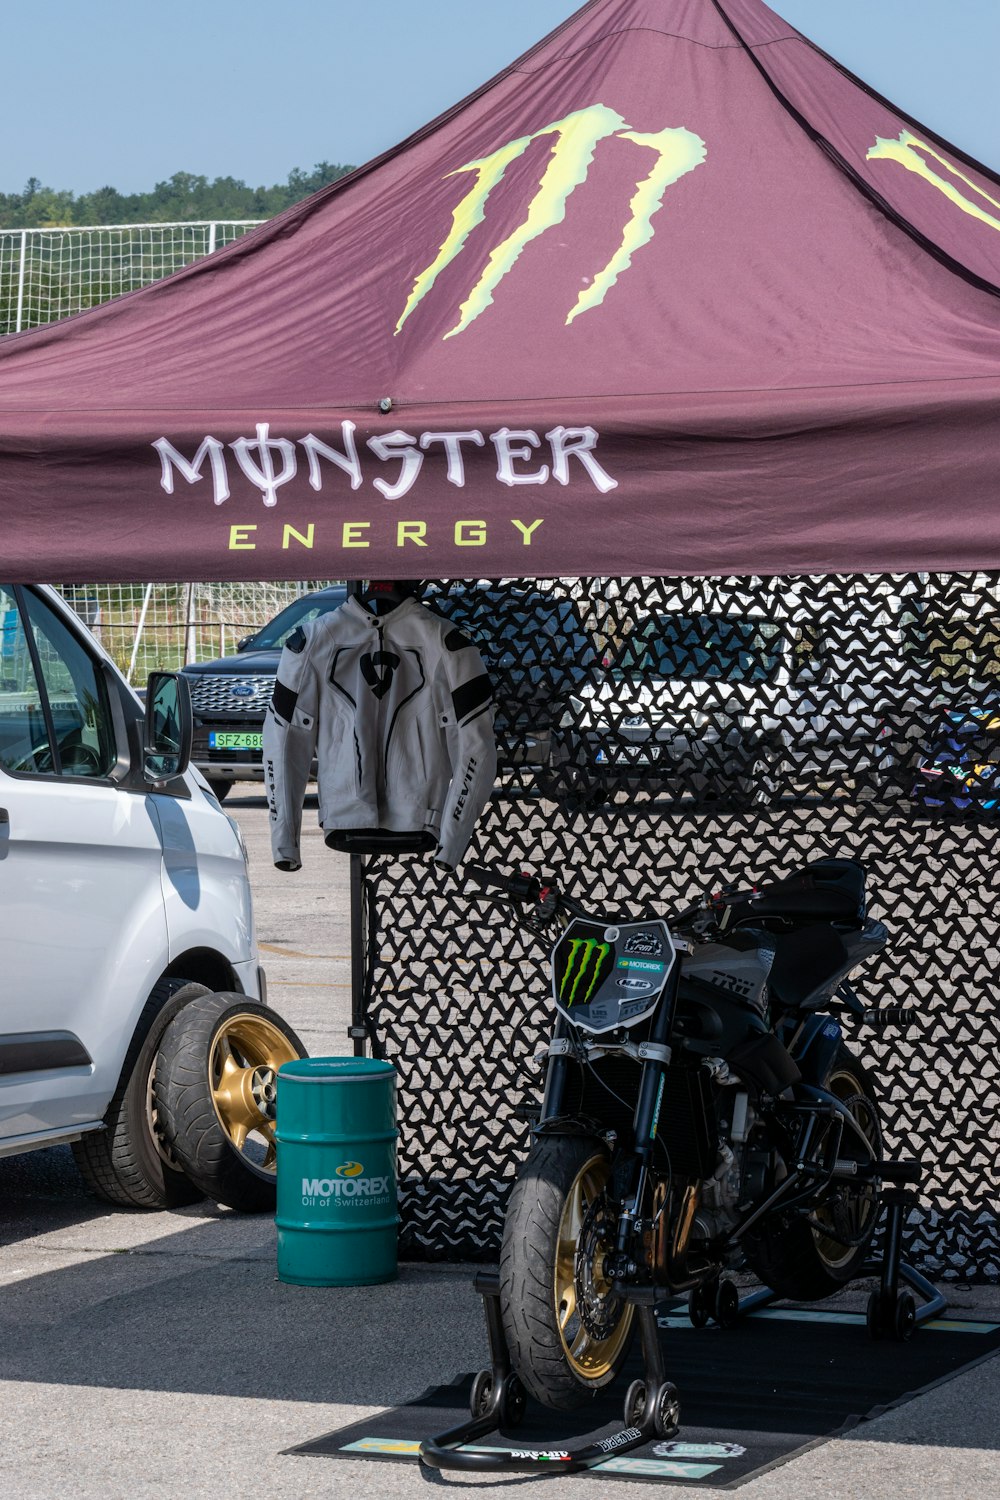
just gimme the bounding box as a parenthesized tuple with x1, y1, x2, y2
(3, 0, 1000, 582)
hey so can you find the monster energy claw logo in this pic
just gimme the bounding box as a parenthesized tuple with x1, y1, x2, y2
(868, 129, 1000, 236)
(397, 103, 708, 339)
(560, 937, 610, 1006)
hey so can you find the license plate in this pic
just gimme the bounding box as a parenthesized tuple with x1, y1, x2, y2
(208, 732, 262, 751)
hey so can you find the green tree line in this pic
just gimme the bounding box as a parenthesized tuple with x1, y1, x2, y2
(0, 163, 355, 229)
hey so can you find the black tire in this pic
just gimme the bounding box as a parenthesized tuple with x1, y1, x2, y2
(154, 992, 305, 1213)
(498, 1373, 527, 1428)
(688, 1281, 713, 1329)
(714, 1278, 740, 1328)
(745, 1045, 882, 1301)
(653, 1382, 681, 1439)
(624, 1379, 647, 1427)
(499, 1134, 634, 1412)
(72, 979, 210, 1210)
(866, 1288, 885, 1340)
(206, 778, 234, 802)
(894, 1290, 917, 1342)
(469, 1369, 494, 1419)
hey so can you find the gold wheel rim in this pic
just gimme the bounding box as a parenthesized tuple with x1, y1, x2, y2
(208, 1014, 299, 1175)
(812, 1064, 880, 1269)
(554, 1153, 634, 1380)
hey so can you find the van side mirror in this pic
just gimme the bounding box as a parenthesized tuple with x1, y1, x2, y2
(144, 672, 193, 784)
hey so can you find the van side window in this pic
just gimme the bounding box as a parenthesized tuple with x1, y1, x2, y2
(0, 585, 116, 779)
(0, 585, 52, 774)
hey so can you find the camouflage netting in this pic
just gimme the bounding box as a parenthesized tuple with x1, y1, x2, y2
(361, 574, 1000, 1281)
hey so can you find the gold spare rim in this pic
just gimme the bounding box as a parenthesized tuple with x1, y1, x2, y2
(208, 1013, 299, 1175)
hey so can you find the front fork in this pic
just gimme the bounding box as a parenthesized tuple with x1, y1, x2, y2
(539, 963, 692, 1291)
(612, 963, 681, 1279)
(539, 1012, 571, 1123)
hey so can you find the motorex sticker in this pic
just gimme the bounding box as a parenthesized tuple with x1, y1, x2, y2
(654, 1440, 747, 1459)
(594, 1456, 723, 1479)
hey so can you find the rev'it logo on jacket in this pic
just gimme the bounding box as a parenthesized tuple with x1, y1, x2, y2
(396, 103, 707, 339)
(361, 650, 401, 700)
(452, 757, 478, 823)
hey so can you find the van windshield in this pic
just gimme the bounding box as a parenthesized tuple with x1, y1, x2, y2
(612, 614, 784, 683)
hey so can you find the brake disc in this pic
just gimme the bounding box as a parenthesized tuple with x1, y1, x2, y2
(574, 1193, 627, 1341)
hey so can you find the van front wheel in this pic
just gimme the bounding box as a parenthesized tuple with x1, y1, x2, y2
(72, 978, 209, 1210)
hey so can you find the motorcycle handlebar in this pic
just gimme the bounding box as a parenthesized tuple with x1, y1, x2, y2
(463, 865, 705, 926)
(463, 864, 546, 903)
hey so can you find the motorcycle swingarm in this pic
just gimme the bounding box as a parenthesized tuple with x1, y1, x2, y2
(786, 1083, 879, 1166)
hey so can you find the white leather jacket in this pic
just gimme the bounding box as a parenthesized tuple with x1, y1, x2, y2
(264, 595, 496, 871)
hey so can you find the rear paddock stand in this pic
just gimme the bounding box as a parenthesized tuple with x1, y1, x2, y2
(419, 1271, 680, 1475)
(688, 1160, 947, 1343)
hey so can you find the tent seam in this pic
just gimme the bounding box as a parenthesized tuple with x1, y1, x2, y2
(709, 0, 1000, 307)
(791, 24, 1000, 193)
(512, 27, 799, 67)
(3, 369, 1000, 418)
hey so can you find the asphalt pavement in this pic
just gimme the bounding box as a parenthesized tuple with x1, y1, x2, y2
(1, 788, 998, 1499)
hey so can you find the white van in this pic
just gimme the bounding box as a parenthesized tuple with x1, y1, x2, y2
(0, 583, 301, 1212)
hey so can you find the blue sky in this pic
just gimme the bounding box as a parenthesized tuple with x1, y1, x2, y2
(2, 1, 999, 195)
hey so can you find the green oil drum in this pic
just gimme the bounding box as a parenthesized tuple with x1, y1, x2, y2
(275, 1057, 398, 1286)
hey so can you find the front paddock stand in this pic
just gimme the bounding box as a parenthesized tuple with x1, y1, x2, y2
(419, 1271, 679, 1474)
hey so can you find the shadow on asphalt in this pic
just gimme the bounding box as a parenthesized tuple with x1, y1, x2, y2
(0, 1146, 477, 1409)
(1, 1148, 998, 1451)
(223, 790, 317, 809)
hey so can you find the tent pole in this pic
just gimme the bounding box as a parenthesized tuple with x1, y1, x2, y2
(14, 230, 27, 334)
(128, 583, 154, 684)
(183, 583, 196, 665)
(349, 852, 367, 1059)
(346, 578, 368, 1058)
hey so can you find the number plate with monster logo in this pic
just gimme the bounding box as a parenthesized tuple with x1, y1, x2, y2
(551, 919, 675, 1033)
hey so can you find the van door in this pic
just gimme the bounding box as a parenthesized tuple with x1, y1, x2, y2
(0, 585, 167, 1139)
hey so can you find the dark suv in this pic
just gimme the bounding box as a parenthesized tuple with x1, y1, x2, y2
(182, 583, 599, 798)
(181, 585, 347, 798)
(426, 585, 600, 770)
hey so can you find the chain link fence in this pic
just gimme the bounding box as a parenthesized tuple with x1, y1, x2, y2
(0, 221, 262, 334)
(55, 581, 339, 681)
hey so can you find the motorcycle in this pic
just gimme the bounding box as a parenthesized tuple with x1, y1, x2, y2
(474, 855, 886, 1415)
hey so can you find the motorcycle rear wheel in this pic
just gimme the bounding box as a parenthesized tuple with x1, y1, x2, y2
(745, 1045, 882, 1301)
(500, 1134, 635, 1411)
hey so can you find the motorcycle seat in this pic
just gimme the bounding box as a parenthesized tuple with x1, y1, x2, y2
(742, 857, 866, 924)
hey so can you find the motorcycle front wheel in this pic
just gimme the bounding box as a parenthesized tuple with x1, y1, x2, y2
(746, 1044, 883, 1301)
(499, 1134, 635, 1411)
